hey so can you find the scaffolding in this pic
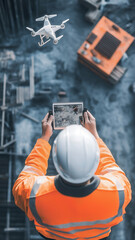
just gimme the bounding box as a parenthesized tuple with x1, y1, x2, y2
(0, 55, 41, 240)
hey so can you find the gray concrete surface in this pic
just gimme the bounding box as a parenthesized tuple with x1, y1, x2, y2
(1, 0, 135, 239)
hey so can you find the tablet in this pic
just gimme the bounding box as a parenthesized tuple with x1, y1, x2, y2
(53, 102, 83, 130)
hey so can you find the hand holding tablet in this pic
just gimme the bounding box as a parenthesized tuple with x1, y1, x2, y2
(44, 104, 99, 139)
(52, 102, 84, 130)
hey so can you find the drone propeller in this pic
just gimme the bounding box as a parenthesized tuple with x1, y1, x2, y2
(36, 14, 57, 21)
(62, 19, 69, 24)
(36, 16, 45, 21)
(47, 14, 57, 19)
(26, 27, 33, 31)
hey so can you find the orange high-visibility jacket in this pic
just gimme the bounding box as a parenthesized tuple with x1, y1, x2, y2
(12, 138, 131, 240)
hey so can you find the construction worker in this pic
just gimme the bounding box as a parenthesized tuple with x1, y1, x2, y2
(13, 111, 131, 240)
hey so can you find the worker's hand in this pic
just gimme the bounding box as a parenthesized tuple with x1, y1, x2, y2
(82, 111, 99, 139)
(41, 113, 53, 142)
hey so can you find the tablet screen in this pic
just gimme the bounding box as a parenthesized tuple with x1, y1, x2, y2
(53, 102, 83, 130)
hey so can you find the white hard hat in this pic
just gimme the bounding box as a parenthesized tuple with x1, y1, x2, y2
(52, 125, 100, 184)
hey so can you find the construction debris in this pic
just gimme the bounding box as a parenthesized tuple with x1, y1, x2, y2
(0, 50, 16, 69)
(79, 0, 101, 9)
(129, 82, 135, 93)
(0, 50, 16, 61)
(0, 54, 36, 149)
(109, 65, 127, 84)
(57, 90, 68, 103)
(20, 64, 26, 82)
(17, 111, 39, 123)
(36, 89, 52, 95)
(16, 87, 29, 104)
(79, 0, 129, 23)
(16, 56, 35, 104)
(77, 16, 134, 84)
(58, 90, 67, 97)
(121, 53, 128, 63)
(85, 8, 102, 24)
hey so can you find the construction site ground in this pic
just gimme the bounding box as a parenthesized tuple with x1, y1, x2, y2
(0, 0, 135, 240)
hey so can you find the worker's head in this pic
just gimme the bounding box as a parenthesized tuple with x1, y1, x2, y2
(52, 125, 100, 184)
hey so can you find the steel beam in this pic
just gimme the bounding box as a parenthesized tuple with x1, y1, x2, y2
(0, 139, 16, 150)
(5, 152, 12, 240)
(1, 74, 7, 147)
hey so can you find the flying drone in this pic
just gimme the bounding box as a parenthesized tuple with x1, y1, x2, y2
(26, 14, 69, 46)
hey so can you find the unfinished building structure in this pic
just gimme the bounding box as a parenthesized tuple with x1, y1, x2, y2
(0, 53, 41, 239)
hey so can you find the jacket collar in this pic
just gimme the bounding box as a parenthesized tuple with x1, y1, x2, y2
(54, 175, 100, 197)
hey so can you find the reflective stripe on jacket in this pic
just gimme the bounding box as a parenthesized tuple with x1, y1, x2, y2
(12, 138, 132, 240)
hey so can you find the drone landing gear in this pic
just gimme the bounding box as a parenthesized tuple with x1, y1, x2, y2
(38, 35, 51, 47)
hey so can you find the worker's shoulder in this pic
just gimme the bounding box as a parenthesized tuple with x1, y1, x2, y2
(33, 175, 56, 198)
(97, 175, 121, 192)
